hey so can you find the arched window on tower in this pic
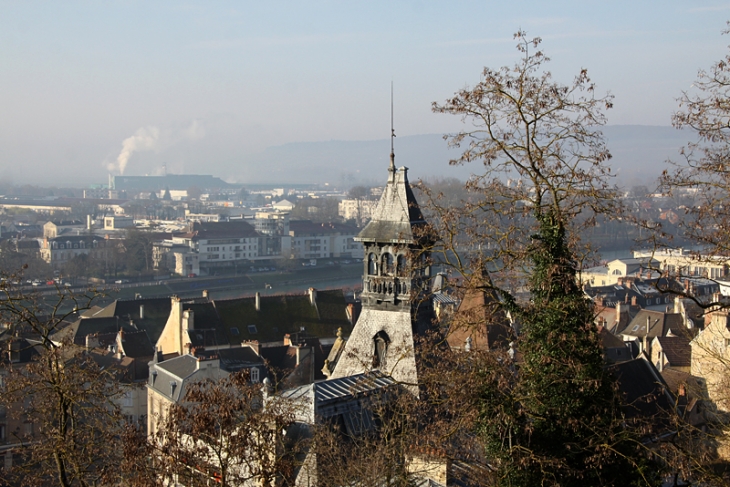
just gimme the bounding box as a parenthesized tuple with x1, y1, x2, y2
(372, 330, 390, 369)
(368, 253, 377, 275)
(396, 255, 407, 276)
(382, 253, 394, 276)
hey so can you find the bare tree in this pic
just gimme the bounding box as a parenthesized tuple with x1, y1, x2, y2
(0, 268, 126, 487)
(427, 32, 661, 486)
(151, 371, 299, 487)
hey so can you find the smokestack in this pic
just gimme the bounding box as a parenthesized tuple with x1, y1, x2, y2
(139, 304, 144, 320)
(255, 292, 260, 311)
(86, 214, 91, 230)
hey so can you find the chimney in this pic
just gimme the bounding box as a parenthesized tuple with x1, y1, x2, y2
(139, 304, 144, 320)
(86, 214, 91, 230)
(255, 292, 261, 311)
(85, 334, 100, 349)
(308, 287, 317, 306)
(182, 310, 194, 331)
(631, 296, 637, 307)
(284, 334, 292, 347)
(202, 289, 209, 299)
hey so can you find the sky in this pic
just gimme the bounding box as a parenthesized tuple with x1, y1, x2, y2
(0, 1, 729, 186)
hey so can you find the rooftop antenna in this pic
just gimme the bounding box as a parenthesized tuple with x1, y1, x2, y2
(390, 81, 396, 172)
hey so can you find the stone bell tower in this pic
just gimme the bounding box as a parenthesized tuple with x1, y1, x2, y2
(329, 150, 435, 386)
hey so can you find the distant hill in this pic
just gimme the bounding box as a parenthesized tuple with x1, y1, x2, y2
(233, 125, 691, 189)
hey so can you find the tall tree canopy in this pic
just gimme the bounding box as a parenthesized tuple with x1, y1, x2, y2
(431, 32, 659, 486)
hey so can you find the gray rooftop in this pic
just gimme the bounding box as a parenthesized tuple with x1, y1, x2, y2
(355, 163, 430, 244)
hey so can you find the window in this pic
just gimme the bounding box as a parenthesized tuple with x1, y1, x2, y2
(396, 255, 407, 276)
(368, 253, 377, 275)
(230, 327, 239, 336)
(122, 391, 133, 407)
(247, 324, 258, 334)
(250, 367, 260, 383)
(373, 330, 390, 368)
(382, 253, 393, 275)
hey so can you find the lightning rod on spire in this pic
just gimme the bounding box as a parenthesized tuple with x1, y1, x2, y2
(390, 81, 396, 171)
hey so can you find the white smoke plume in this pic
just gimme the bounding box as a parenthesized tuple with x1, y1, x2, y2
(108, 120, 205, 175)
(110, 126, 161, 175)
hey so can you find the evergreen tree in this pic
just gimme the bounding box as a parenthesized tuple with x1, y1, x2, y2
(481, 211, 657, 486)
(431, 32, 661, 486)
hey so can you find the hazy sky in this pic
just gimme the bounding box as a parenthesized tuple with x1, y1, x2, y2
(1, 1, 729, 186)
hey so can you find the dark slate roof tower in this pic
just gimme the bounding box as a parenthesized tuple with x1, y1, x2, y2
(330, 150, 436, 386)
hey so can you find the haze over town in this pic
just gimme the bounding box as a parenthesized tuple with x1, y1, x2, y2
(1, 1, 728, 186)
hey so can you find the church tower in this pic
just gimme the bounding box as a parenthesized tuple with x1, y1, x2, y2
(329, 150, 436, 386)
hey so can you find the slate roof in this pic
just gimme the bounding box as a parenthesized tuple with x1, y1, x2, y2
(184, 302, 229, 348)
(289, 220, 359, 236)
(608, 358, 674, 419)
(654, 336, 691, 367)
(214, 289, 352, 343)
(118, 329, 155, 359)
(149, 354, 229, 402)
(195, 346, 263, 372)
(191, 221, 259, 239)
(0, 337, 42, 365)
(619, 310, 685, 339)
(149, 355, 199, 402)
(355, 163, 430, 244)
(52, 317, 134, 346)
(93, 297, 173, 344)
